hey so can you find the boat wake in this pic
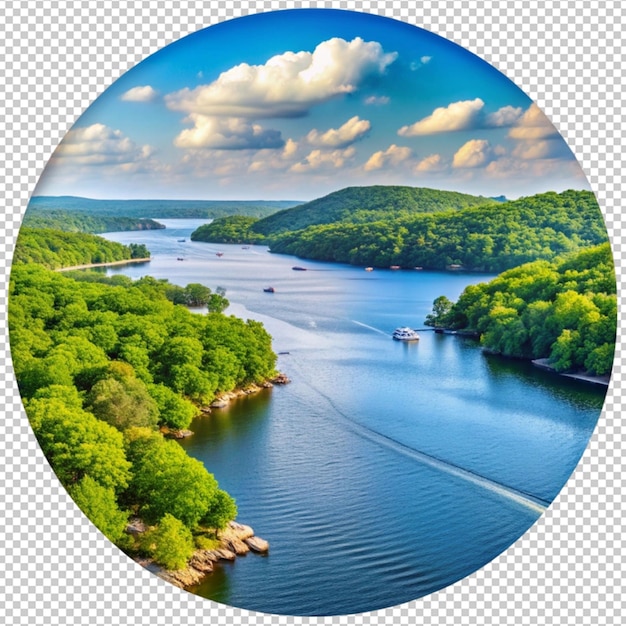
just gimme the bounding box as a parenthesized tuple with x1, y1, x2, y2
(291, 359, 549, 515)
(351, 320, 390, 337)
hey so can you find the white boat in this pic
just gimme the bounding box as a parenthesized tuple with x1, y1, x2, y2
(392, 327, 420, 342)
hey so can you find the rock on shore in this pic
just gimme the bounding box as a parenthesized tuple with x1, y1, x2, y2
(207, 373, 290, 411)
(131, 520, 269, 589)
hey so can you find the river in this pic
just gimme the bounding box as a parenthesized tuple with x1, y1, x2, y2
(103, 219, 605, 616)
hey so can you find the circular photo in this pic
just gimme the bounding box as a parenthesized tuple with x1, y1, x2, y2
(11, 8, 615, 617)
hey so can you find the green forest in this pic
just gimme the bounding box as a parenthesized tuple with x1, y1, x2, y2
(13, 228, 150, 269)
(425, 242, 616, 376)
(10, 256, 277, 569)
(22, 209, 165, 234)
(28, 195, 299, 219)
(251, 185, 495, 235)
(191, 188, 607, 274)
(267, 190, 607, 272)
(191, 216, 266, 245)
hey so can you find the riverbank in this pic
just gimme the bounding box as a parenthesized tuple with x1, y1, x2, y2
(128, 520, 269, 589)
(161, 373, 291, 439)
(531, 358, 610, 387)
(55, 257, 151, 272)
(206, 373, 291, 410)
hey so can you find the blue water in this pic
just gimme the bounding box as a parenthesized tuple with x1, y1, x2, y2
(104, 221, 604, 616)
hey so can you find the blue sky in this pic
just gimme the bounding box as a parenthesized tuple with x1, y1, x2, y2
(34, 9, 590, 201)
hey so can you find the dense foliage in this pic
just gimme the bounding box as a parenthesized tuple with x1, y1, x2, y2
(23, 209, 165, 233)
(10, 262, 277, 566)
(268, 190, 607, 272)
(425, 243, 616, 375)
(29, 195, 299, 219)
(251, 185, 494, 235)
(142, 513, 195, 570)
(191, 216, 266, 244)
(13, 227, 150, 269)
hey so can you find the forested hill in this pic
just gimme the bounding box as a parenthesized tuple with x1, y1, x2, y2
(13, 227, 150, 269)
(28, 196, 300, 219)
(268, 189, 607, 273)
(22, 210, 165, 234)
(425, 242, 616, 376)
(251, 185, 495, 235)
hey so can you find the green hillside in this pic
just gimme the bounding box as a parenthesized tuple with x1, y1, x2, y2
(28, 196, 300, 220)
(22, 210, 165, 234)
(269, 189, 607, 272)
(12, 227, 149, 269)
(251, 185, 495, 235)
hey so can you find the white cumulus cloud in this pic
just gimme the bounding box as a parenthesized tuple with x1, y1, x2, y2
(364, 144, 412, 171)
(52, 123, 153, 166)
(512, 138, 570, 160)
(173, 115, 284, 150)
(306, 116, 371, 148)
(415, 153, 448, 173)
(485, 105, 523, 128)
(399, 99, 485, 136)
(506, 103, 569, 161)
(508, 103, 559, 140)
(248, 139, 301, 173)
(399, 99, 525, 137)
(121, 85, 158, 102)
(290, 147, 356, 173)
(452, 139, 492, 168)
(165, 37, 397, 119)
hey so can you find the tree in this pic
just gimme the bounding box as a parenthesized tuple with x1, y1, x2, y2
(86, 376, 160, 432)
(26, 397, 131, 492)
(69, 475, 129, 545)
(148, 383, 197, 431)
(207, 291, 229, 314)
(128, 434, 219, 528)
(201, 489, 238, 535)
(146, 514, 195, 570)
(183, 283, 213, 307)
(425, 295, 454, 328)
(129, 243, 150, 259)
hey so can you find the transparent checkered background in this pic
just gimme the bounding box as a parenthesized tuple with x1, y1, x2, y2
(1, 1, 624, 624)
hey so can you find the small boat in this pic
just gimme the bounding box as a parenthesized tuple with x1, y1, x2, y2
(176, 257, 184, 261)
(263, 287, 275, 293)
(414, 266, 423, 270)
(216, 252, 224, 257)
(241, 246, 250, 249)
(390, 265, 401, 270)
(177, 239, 186, 243)
(392, 327, 420, 342)
(292, 266, 307, 271)
(365, 267, 374, 272)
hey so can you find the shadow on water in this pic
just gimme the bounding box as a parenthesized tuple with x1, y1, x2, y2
(177, 389, 273, 454)
(188, 559, 233, 605)
(481, 351, 605, 409)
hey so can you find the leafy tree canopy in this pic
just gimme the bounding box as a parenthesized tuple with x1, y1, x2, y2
(425, 242, 616, 375)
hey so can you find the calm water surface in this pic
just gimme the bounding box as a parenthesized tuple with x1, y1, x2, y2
(104, 220, 605, 616)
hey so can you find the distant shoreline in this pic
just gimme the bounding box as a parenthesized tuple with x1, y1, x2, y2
(55, 257, 151, 272)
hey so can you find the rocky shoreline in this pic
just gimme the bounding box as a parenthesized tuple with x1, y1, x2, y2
(129, 520, 269, 589)
(161, 372, 290, 439)
(207, 372, 291, 410)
